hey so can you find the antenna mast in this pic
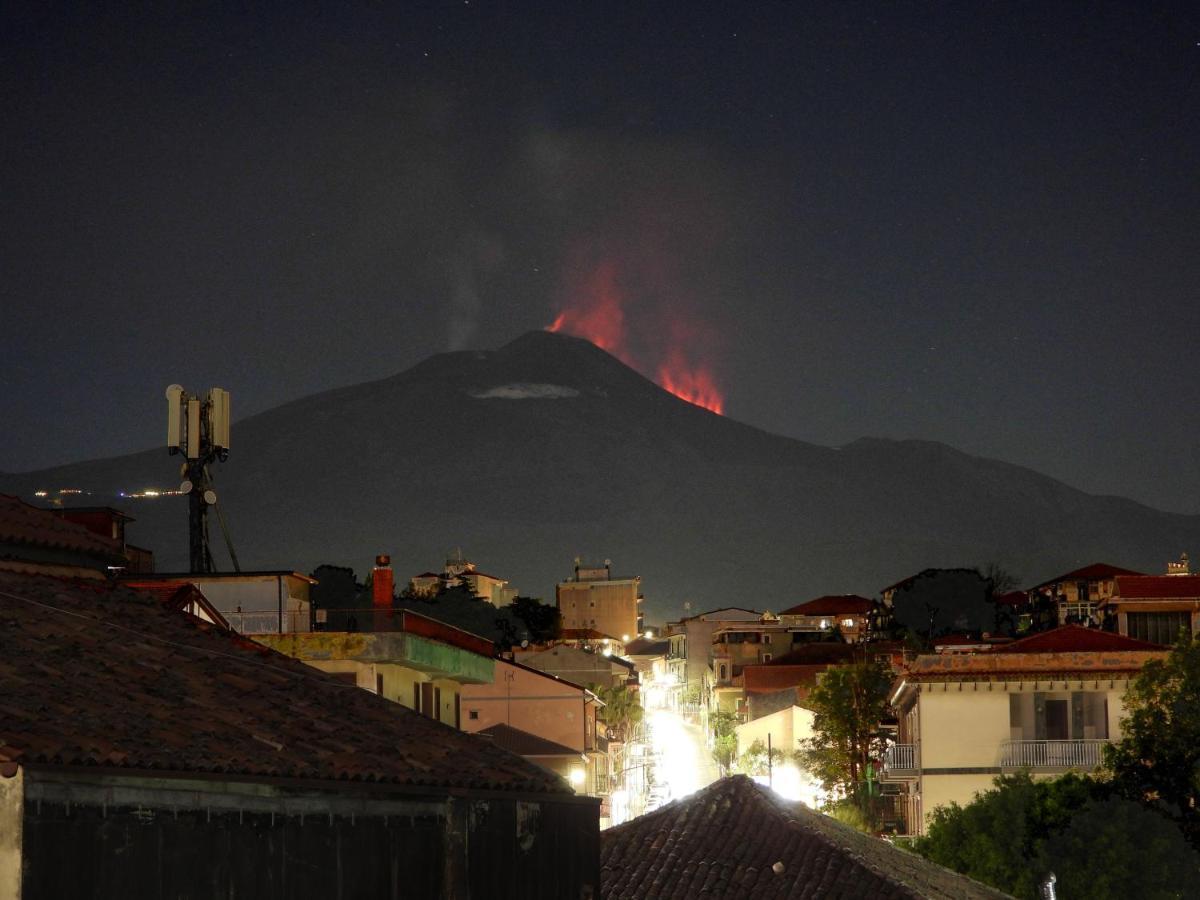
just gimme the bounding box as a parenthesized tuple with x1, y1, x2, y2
(165, 385, 232, 573)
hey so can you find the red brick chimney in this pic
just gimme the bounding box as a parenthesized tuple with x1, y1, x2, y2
(373, 554, 394, 609)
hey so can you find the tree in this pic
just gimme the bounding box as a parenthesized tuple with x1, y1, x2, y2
(911, 772, 1094, 898)
(710, 710, 738, 776)
(889, 568, 993, 638)
(796, 656, 892, 822)
(980, 561, 1021, 636)
(737, 738, 785, 776)
(910, 772, 1199, 900)
(593, 683, 644, 743)
(509, 596, 561, 643)
(1103, 634, 1200, 849)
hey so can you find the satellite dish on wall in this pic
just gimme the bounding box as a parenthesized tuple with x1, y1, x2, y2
(179, 480, 193, 494)
(203, 490, 217, 505)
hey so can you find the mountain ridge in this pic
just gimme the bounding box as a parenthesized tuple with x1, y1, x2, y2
(3, 331, 1196, 618)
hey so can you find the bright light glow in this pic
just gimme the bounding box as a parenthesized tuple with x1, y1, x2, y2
(752, 764, 828, 809)
(645, 708, 718, 807)
(33, 491, 47, 497)
(621, 633, 631, 642)
(569, 767, 586, 786)
(644, 629, 655, 638)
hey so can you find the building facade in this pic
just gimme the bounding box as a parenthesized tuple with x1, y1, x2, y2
(884, 626, 1166, 836)
(556, 559, 641, 642)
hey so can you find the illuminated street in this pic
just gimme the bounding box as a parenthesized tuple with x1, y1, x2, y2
(644, 708, 720, 809)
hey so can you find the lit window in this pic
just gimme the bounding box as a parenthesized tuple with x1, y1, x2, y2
(842, 618, 855, 628)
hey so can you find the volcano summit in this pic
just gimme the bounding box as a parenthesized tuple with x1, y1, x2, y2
(4, 331, 1198, 619)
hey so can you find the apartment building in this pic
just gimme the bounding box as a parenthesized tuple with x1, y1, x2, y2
(883, 626, 1166, 835)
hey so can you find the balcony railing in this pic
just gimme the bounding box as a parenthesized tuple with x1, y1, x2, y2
(999, 739, 1109, 770)
(877, 792, 922, 837)
(883, 743, 918, 775)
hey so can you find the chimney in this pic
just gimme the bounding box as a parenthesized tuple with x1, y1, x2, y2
(373, 554, 394, 609)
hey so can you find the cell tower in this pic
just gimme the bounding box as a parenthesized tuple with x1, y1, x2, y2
(165, 385, 238, 573)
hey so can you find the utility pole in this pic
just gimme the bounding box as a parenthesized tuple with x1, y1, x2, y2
(166, 385, 232, 573)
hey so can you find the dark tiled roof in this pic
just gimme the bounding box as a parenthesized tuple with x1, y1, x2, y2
(601, 776, 1010, 899)
(1033, 562, 1143, 589)
(992, 591, 1029, 607)
(780, 595, 874, 616)
(0, 570, 568, 795)
(476, 723, 581, 758)
(1113, 574, 1200, 600)
(992, 625, 1164, 654)
(763, 643, 857, 666)
(0, 493, 124, 563)
(560, 627, 622, 641)
(624, 637, 670, 656)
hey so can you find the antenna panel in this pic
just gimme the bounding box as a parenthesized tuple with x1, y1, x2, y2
(208, 387, 231, 450)
(166, 385, 184, 449)
(186, 398, 201, 459)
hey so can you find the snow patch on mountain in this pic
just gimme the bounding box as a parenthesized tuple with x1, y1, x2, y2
(470, 383, 581, 400)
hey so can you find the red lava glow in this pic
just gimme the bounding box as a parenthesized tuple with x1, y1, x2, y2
(544, 262, 630, 361)
(546, 262, 725, 414)
(656, 348, 725, 415)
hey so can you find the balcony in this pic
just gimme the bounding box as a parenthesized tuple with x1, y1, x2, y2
(882, 743, 919, 778)
(999, 739, 1109, 771)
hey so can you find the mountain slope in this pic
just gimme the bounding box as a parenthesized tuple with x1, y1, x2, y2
(4, 331, 1197, 619)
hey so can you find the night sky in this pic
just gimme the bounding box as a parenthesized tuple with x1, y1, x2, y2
(3, 3, 1198, 512)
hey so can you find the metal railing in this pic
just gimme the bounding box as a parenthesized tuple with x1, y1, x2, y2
(883, 743, 918, 774)
(224, 609, 311, 634)
(999, 739, 1109, 770)
(877, 792, 922, 836)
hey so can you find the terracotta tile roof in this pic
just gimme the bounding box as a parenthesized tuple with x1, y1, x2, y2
(780, 595, 874, 617)
(901, 626, 1168, 682)
(124, 580, 232, 631)
(0, 570, 569, 795)
(477, 723, 581, 758)
(601, 776, 1010, 899)
(1033, 562, 1144, 589)
(743, 664, 827, 694)
(0, 493, 124, 563)
(992, 625, 1164, 654)
(1112, 574, 1200, 600)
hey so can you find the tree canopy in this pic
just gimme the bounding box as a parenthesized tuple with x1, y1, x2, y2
(710, 710, 738, 776)
(910, 772, 1199, 900)
(1103, 634, 1200, 849)
(795, 656, 892, 818)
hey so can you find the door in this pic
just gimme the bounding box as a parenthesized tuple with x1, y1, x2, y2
(1044, 699, 1069, 740)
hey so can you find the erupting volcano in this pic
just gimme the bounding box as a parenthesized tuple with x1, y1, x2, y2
(546, 262, 726, 415)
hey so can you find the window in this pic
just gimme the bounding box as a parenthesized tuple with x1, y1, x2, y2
(719, 664, 728, 681)
(763, 634, 771, 644)
(1127, 611, 1192, 645)
(762, 653, 772, 663)
(413, 682, 421, 713)
(842, 618, 855, 628)
(468, 709, 479, 720)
